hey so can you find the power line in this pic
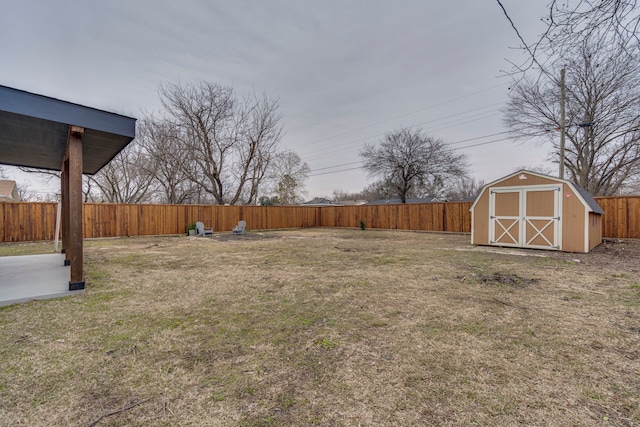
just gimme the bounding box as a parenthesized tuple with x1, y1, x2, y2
(311, 161, 362, 172)
(306, 129, 512, 168)
(421, 111, 502, 135)
(302, 106, 505, 162)
(307, 134, 517, 178)
(452, 137, 512, 150)
(447, 131, 510, 146)
(306, 128, 550, 178)
(308, 165, 363, 177)
(304, 83, 509, 146)
(307, 142, 507, 178)
(303, 101, 504, 156)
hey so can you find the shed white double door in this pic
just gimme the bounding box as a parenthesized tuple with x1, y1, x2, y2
(489, 185, 562, 250)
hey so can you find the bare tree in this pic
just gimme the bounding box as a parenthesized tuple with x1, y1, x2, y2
(159, 82, 235, 204)
(268, 150, 310, 205)
(15, 162, 102, 202)
(511, 165, 555, 176)
(87, 141, 156, 203)
(159, 82, 283, 205)
(620, 177, 640, 195)
(497, 0, 640, 76)
(444, 177, 486, 201)
(332, 189, 362, 202)
(136, 118, 202, 204)
(82, 175, 97, 202)
(15, 183, 36, 201)
(360, 128, 469, 203)
(332, 180, 398, 203)
(233, 93, 284, 204)
(504, 39, 640, 195)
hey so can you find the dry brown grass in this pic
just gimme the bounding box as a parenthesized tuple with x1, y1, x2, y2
(1, 229, 639, 426)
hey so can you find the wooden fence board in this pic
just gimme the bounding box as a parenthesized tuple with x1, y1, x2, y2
(1, 197, 638, 243)
(594, 196, 639, 239)
(630, 197, 640, 238)
(0, 204, 4, 242)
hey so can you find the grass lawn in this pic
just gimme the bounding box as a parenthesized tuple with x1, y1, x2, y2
(1, 229, 639, 426)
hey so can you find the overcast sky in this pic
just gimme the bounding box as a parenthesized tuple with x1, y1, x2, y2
(1, 1, 554, 199)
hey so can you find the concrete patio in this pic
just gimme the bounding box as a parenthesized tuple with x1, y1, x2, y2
(0, 254, 83, 307)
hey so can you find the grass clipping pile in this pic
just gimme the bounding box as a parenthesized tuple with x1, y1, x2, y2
(1, 230, 639, 426)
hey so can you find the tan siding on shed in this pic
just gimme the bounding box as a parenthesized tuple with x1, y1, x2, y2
(526, 190, 554, 217)
(588, 213, 602, 251)
(472, 191, 489, 245)
(470, 171, 603, 253)
(494, 192, 520, 216)
(493, 174, 557, 188)
(560, 183, 585, 253)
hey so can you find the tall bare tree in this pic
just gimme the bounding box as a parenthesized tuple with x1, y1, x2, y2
(137, 118, 201, 204)
(232, 93, 284, 204)
(504, 39, 640, 195)
(159, 82, 283, 205)
(159, 82, 235, 204)
(497, 0, 640, 75)
(360, 128, 468, 203)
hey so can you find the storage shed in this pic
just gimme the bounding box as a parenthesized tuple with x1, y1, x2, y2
(470, 170, 604, 253)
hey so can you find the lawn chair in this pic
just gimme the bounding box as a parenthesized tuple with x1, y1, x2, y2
(195, 221, 214, 237)
(232, 220, 246, 235)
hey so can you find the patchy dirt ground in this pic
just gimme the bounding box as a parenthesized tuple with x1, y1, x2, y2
(0, 230, 639, 426)
(190, 231, 282, 242)
(587, 238, 640, 272)
(455, 236, 640, 274)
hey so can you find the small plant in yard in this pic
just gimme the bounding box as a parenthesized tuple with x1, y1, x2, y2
(186, 222, 197, 235)
(315, 337, 339, 349)
(359, 219, 366, 230)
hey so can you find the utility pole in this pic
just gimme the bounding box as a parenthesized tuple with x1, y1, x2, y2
(559, 68, 566, 179)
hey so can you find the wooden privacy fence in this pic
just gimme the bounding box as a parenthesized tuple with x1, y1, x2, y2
(0, 201, 471, 242)
(0, 196, 638, 242)
(596, 196, 640, 239)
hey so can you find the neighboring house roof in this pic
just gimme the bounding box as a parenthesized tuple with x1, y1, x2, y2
(470, 169, 604, 214)
(303, 197, 335, 206)
(339, 199, 368, 206)
(368, 197, 433, 205)
(0, 180, 19, 202)
(451, 196, 477, 203)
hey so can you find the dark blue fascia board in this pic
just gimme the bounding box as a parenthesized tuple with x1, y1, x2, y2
(0, 85, 135, 138)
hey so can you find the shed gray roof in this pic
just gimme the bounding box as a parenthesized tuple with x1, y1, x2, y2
(0, 85, 136, 175)
(573, 183, 605, 214)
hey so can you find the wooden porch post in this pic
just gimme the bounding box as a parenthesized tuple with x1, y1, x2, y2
(61, 156, 69, 258)
(64, 125, 85, 290)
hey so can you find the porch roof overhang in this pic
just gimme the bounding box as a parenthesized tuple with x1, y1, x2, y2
(0, 85, 136, 174)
